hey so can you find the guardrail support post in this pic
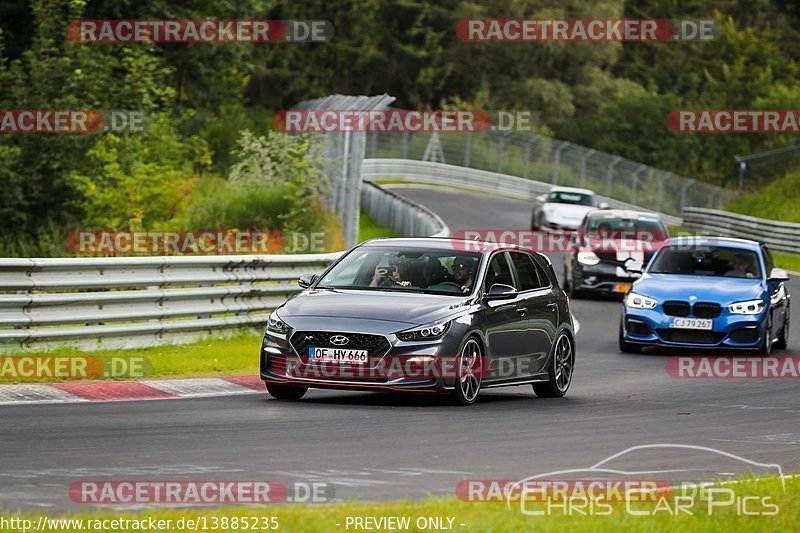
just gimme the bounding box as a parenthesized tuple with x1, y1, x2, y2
(708, 188, 718, 208)
(579, 149, 595, 188)
(523, 134, 539, 180)
(463, 132, 472, 167)
(680, 179, 696, 212)
(631, 165, 647, 206)
(369, 132, 377, 158)
(401, 132, 410, 160)
(656, 172, 670, 214)
(552, 141, 570, 184)
(497, 131, 512, 173)
(605, 156, 622, 197)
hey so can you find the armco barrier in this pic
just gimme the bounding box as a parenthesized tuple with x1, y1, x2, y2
(0, 254, 341, 350)
(361, 181, 449, 237)
(361, 158, 683, 227)
(682, 207, 800, 254)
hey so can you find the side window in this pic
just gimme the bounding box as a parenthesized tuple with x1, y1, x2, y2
(484, 253, 515, 291)
(510, 252, 544, 291)
(762, 246, 775, 275)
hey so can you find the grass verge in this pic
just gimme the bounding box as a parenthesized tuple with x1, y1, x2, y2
(358, 212, 400, 241)
(725, 172, 800, 223)
(3, 474, 797, 532)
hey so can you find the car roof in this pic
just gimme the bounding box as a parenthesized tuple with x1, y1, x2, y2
(586, 209, 663, 220)
(549, 186, 595, 195)
(359, 237, 530, 254)
(662, 236, 762, 251)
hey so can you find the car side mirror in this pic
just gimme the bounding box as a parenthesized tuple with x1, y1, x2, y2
(598, 202, 610, 209)
(298, 273, 318, 288)
(484, 283, 518, 301)
(623, 257, 643, 274)
(768, 268, 790, 282)
(536, 194, 546, 203)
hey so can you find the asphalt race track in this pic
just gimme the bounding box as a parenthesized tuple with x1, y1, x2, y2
(1, 186, 798, 511)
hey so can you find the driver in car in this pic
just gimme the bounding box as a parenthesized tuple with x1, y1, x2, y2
(452, 257, 476, 294)
(725, 253, 755, 279)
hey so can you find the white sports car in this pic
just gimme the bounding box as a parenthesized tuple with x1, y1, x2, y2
(531, 186, 608, 231)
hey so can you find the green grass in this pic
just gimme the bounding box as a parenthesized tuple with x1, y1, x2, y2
(0, 331, 262, 383)
(773, 252, 800, 273)
(4, 474, 798, 532)
(725, 172, 800, 223)
(358, 212, 400, 241)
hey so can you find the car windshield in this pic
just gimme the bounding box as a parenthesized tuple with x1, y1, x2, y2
(585, 215, 667, 240)
(317, 247, 482, 295)
(648, 246, 762, 278)
(548, 191, 597, 206)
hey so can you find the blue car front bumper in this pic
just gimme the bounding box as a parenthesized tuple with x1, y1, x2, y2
(621, 306, 767, 349)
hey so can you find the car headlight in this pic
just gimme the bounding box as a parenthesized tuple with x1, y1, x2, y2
(625, 292, 658, 309)
(728, 299, 765, 315)
(396, 321, 451, 342)
(577, 250, 601, 266)
(267, 311, 290, 335)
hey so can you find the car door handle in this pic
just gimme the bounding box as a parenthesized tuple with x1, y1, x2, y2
(516, 307, 527, 315)
(546, 303, 557, 310)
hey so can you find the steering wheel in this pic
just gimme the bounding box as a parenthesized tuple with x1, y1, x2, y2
(431, 281, 463, 293)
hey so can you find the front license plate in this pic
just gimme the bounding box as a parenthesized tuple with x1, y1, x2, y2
(613, 283, 632, 293)
(670, 318, 713, 330)
(309, 347, 368, 364)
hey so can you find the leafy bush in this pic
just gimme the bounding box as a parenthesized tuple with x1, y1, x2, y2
(71, 115, 211, 231)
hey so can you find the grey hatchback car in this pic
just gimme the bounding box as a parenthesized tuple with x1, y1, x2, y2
(260, 238, 576, 405)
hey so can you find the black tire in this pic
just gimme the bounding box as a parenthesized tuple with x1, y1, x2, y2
(619, 320, 643, 354)
(266, 383, 308, 400)
(755, 317, 774, 356)
(451, 338, 483, 406)
(533, 332, 575, 398)
(774, 306, 790, 350)
(531, 209, 540, 230)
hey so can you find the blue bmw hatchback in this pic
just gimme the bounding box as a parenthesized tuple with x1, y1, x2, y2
(619, 237, 791, 354)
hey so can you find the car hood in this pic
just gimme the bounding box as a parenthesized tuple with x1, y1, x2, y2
(634, 274, 765, 304)
(544, 203, 595, 224)
(279, 289, 469, 328)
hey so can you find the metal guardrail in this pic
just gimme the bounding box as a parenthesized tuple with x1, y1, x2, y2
(0, 254, 341, 350)
(361, 181, 449, 237)
(368, 130, 733, 218)
(682, 208, 800, 254)
(362, 159, 683, 226)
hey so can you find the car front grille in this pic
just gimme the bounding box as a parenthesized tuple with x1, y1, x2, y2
(290, 331, 391, 357)
(692, 302, 722, 318)
(657, 329, 725, 344)
(663, 301, 691, 317)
